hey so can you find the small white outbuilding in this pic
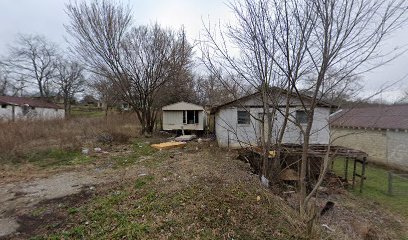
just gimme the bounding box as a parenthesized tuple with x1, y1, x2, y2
(162, 101, 206, 131)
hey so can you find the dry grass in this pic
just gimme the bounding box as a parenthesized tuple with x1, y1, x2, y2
(0, 113, 140, 164)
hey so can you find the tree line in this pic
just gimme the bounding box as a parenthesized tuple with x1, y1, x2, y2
(0, 35, 85, 117)
(0, 33, 240, 120)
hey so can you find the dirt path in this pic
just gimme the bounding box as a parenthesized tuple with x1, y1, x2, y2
(0, 171, 102, 237)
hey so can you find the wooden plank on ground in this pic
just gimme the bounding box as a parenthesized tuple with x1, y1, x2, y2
(151, 141, 187, 150)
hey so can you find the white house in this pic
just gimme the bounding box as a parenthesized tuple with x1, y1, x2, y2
(211, 89, 334, 148)
(0, 96, 65, 121)
(162, 101, 206, 131)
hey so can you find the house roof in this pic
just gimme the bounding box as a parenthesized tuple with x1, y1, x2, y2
(0, 96, 62, 109)
(210, 87, 336, 114)
(330, 104, 408, 130)
(162, 101, 204, 111)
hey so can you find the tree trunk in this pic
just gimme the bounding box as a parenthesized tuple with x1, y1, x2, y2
(260, 87, 272, 185)
(299, 108, 315, 215)
(68, 103, 72, 116)
(104, 104, 108, 119)
(38, 80, 44, 99)
(64, 99, 69, 119)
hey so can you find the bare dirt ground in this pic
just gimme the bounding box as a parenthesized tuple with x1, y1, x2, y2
(0, 172, 100, 237)
(0, 140, 407, 239)
(0, 145, 150, 238)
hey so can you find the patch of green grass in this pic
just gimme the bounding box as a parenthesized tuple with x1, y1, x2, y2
(62, 226, 86, 238)
(140, 152, 169, 169)
(332, 159, 408, 218)
(70, 106, 104, 118)
(20, 149, 92, 168)
(111, 155, 136, 168)
(67, 207, 79, 215)
(134, 175, 154, 189)
(110, 141, 158, 168)
(64, 189, 151, 239)
(31, 207, 46, 217)
(132, 141, 157, 157)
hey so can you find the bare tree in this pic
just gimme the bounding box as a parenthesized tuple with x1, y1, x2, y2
(395, 87, 408, 103)
(90, 75, 120, 118)
(303, 72, 363, 107)
(5, 34, 58, 99)
(0, 63, 24, 96)
(201, 0, 408, 226)
(121, 25, 193, 134)
(0, 64, 10, 95)
(65, 0, 193, 135)
(292, 0, 408, 215)
(54, 58, 85, 117)
(156, 67, 198, 106)
(196, 72, 246, 106)
(201, 0, 287, 183)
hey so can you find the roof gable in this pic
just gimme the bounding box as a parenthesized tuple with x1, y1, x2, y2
(211, 87, 335, 113)
(162, 101, 204, 111)
(0, 96, 62, 109)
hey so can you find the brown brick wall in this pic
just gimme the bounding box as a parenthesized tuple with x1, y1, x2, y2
(332, 127, 408, 171)
(332, 128, 387, 162)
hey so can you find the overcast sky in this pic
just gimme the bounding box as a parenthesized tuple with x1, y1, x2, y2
(0, 0, 407, 102)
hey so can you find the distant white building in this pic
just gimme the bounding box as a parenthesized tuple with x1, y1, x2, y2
(0, 96, 64, 121)
(211, 89, 334, 148)
(162, 101, 206, 131)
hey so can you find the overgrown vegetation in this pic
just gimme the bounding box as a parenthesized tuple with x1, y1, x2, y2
(0, 113, 140, 165)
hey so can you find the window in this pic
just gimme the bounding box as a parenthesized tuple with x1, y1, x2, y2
(1, 104, 6, 108)
(195, 111, 199, 124)
(296, 110, 308, 124)
(183, 110, 199, 124)
(237, 110, 250, 124)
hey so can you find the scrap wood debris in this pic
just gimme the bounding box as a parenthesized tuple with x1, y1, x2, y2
(151, 141, 187, 150)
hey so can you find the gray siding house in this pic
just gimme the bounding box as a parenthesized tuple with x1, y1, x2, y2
(211, 90, 333, 148)
(162, 102, 206, 131)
